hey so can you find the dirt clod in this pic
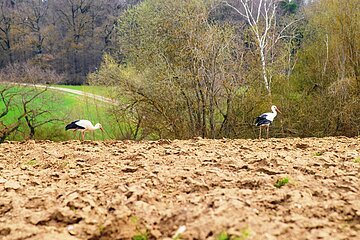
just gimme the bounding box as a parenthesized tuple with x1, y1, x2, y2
(4, 181, 21, 190)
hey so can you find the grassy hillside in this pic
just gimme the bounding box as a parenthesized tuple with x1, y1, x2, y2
(0, 85, 122, 141)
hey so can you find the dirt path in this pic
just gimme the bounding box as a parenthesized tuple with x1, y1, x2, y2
(0, 137, 359, 240)
(8, 83, 119, 105)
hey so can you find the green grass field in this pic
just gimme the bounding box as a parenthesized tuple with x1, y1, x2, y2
(0, 84, 127, 141)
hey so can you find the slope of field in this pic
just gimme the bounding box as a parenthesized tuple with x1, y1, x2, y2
(0, 137, 359, 240)
(0, 84, 118, 141)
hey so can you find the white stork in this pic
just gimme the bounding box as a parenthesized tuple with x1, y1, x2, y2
(255, 105, 281, 139)
(65, 120, 104, 141)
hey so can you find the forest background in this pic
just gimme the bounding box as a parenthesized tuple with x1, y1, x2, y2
(0, 0, 359, 141)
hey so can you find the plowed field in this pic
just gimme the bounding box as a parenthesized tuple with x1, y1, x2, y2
(0, 137, 359, 240)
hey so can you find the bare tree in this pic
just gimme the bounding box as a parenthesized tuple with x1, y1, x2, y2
(0, 62, 64, 142)
(0, 1, 15, 64)
(0, 85, 24, 142)
(20, 87, 62, 139)
(16, 0, 49, 55)
(0, 85, 62, 142)
(50, 0, 130, 83)
(91, 0, 246, 139)
(224, 0, 302, 95)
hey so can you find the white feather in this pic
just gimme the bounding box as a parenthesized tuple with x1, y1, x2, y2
(260, 105, 279, 121)
(76, 120, 102, 131)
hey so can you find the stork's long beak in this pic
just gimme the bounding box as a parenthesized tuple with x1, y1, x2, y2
(276, 107, 282, 114)
(100, 127, 104, 132)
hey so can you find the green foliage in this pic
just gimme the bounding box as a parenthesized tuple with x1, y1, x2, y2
(129, 215, 148, 240)
(216, 229, 250, 240)
(287, 0, 360, 137)
(353, 157, 360, 164)
(98, 225, 106, 235)
(217, 231, 230, 240)
(314, 151, 323, 156)
(274, 177, 289, 188)
(91, 0, 249, 139)
(280, 0, 298, 14)
(87, 0, 360, 140)
(25, 159, 38, 166)
(132, 232, 148, 240)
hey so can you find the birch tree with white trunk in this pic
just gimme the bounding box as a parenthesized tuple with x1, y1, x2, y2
(224, 0, 302, 95)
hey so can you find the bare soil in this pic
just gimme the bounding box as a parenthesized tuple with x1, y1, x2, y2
(0, 137, 359, 240)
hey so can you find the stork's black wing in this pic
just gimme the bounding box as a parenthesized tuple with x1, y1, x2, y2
(255, 114, 272, 126)
(65, 120, 84, 130)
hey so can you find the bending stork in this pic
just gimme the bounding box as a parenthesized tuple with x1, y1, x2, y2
(255, 105, 281, 139)
(65, 120, 104, 141)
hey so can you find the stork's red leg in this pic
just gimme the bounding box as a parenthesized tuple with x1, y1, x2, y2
(72, 130, 77, 139)
(259, 126, 262, 139)
(266, 125, 270, 138)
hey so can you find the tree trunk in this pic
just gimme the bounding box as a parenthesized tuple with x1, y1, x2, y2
(0, 121, 22, 143)
(260, 47, 271, 96)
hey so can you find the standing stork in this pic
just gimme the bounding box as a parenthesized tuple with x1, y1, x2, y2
(65, 120, 104, 141)
(255, 105, 281, 139)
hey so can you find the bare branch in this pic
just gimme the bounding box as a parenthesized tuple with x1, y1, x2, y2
(222, 1, 247, 18)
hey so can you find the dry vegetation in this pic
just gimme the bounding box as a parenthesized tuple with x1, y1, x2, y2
(1, 137, 359, 240)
